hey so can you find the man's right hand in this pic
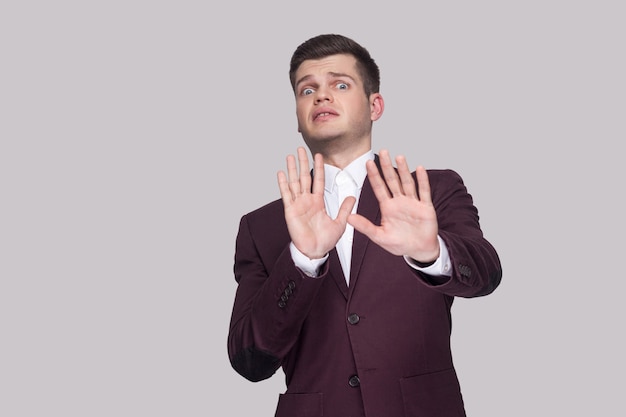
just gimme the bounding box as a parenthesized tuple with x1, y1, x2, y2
(277, 147, 355, 260)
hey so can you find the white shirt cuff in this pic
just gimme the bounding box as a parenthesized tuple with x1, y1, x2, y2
(404, 236, 452, 277)
(289, 242, 328, 277)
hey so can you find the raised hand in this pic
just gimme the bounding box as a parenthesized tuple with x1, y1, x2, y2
(348, 149, 440, 263)
(277, 147, 356, 260)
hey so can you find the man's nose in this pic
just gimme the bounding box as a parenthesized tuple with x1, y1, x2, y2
(314, 88, 333, 103)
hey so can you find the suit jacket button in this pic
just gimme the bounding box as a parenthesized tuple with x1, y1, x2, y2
(459, 264, 472, 277)
(348, 375, 360, 387)
(347, 313, 360, 325)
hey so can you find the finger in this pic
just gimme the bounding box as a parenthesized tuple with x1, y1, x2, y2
(365, 159, 392, 202)
(379, 149, 403, 196)
(277, 171, 294, 207)
(286, 153, 300, 195)
(311, 153, 325, 195)
(415, 166, 432, 203)
(395, 155, 417, 199)
(297, 147, 311, 193)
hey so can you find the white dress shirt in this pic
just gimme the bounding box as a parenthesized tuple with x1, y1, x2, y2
(290, 150, 452, 282)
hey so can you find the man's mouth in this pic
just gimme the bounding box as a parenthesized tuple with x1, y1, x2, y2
(314, 112, 335, 120)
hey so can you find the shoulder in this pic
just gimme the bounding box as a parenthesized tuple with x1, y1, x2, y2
(236, 198, 290, 256)
(243, 198, 284, 220)
(238, 198, 287, 236)
(424, 168, 462, 180)
(420, 169, 473, 206)
(422, 168, 465, 189)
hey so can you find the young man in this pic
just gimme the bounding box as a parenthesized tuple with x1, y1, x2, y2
(228, 34, 502, 417)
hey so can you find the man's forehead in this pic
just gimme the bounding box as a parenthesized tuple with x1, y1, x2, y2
(295, 54, 360, 84)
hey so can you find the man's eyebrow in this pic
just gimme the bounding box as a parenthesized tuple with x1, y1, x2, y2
(295, 72, 358, 89)
(295, 74, 314, 89)
(328, 72, 357, 83)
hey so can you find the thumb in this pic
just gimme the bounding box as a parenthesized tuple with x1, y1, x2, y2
(336, 196, 356, 223)
(348, 213, 377, 238)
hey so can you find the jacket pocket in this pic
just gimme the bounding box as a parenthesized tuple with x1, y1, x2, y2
(399, 368, 466, 417)
(275, 392, 323, 417)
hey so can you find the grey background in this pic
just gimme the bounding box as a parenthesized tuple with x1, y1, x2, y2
(1, 1, 624, 416)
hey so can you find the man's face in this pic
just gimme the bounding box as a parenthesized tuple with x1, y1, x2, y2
(293, 54, 382, 150)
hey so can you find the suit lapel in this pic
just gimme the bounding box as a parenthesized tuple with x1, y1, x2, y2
(348, 156, 382, 292)
(328, 249, 349, 299)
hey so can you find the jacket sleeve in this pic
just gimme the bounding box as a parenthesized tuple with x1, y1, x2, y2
(227, 211, 327, 382)
(413, 169, 502, 298)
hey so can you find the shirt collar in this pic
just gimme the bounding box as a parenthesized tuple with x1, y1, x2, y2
(323, 150, 375, 193)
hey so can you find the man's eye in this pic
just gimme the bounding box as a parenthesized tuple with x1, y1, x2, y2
(337, 83, 348, 90)
(302, 88, 314, 95)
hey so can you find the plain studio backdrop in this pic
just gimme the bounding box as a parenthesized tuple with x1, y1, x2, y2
(1, 1, 624, 416)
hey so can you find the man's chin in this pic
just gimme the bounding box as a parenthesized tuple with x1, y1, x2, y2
(302, 131, 342, 144)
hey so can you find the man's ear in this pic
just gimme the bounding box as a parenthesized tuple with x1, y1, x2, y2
(370, 93, 384, 121)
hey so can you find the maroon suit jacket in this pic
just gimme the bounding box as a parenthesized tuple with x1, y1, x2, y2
(228, 161, 502, 417)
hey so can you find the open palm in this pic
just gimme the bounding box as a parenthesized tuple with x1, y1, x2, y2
(278, 147, 355, 260)
(349, 150, 440, 263)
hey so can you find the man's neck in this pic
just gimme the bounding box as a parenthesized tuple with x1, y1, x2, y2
(309, 141, 372, 170)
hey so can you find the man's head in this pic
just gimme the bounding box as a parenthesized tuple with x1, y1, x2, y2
(289, 34, 380, 97)
(288, 34, 384, 165)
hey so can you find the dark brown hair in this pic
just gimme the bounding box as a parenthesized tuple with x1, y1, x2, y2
(289, 34, 380, 96)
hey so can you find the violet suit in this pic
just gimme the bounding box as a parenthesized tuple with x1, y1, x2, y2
(228, 158, 502, 417)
